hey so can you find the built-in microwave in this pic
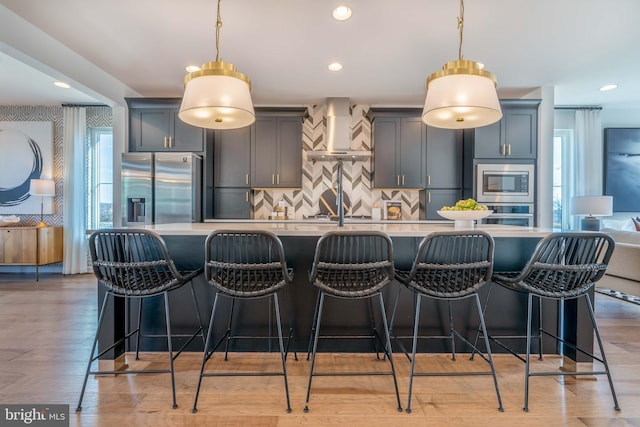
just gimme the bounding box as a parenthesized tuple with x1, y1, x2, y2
(476, 163, 535, 204)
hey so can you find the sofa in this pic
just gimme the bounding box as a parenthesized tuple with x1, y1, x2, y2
(600, 218, 640, 295)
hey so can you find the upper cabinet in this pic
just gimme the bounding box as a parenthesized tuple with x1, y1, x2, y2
(214, 126, 251, 188)
(127, 98, 205, 153)
(251, 111, 304, 188)
(371, 110, 426, 189)
(426, 126, 462, 189)
(473, 99, 540, 159)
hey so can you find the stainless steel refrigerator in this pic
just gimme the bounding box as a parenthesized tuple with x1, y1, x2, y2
(122, 152, 202, 225)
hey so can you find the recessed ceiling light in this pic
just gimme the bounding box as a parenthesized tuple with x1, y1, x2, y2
(600, 84, 618, 91)
(332, 6, 352, 21)
(53, 81, 70, 89)
(185, 65, 201, 73)
(328, 62, 343, 71)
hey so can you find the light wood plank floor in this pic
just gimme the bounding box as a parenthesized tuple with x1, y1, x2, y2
(0, 273, 639, 426)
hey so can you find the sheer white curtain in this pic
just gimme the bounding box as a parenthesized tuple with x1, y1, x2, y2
(562, 109, 603, 229)
(63, 107, 88, 274)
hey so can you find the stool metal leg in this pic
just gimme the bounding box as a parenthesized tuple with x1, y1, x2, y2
(273, 293, 292, 413)
(306, 290, 321, 361)
(474, 293, 504, 412)
(189, 281, 207, 347)
(584, 294, 620, 411)
(448, 301, 456, 361)
(163, 291, 177, 409)
(224, 298, 236, 361)
(304, 292, 325, 412)
(135, 298, 143, 360)
(524, 293, 533, 412)
(76, 291, 110, 412)
(378, 293, 403, 412)
(192, 292, 220, 413)
(406, 293, 422, 414)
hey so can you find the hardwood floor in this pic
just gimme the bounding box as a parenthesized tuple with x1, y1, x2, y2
(0, 273, 639, 426)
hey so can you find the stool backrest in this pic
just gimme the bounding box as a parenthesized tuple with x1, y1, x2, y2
(515, 232, 615, 298)
(405, 230, 494, 298)
(89, 229, 181, 296)
(205, 230, 291, 298)
(310, 231, 394, 298)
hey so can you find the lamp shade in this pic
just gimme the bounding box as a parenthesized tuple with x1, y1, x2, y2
(29, 179, 55, 197)
(178, 61, 255, 130)
(422, 59, 502, 130)
(571, 196, 613, 216)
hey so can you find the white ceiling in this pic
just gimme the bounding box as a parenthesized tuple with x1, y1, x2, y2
(1, 0, 640, 109)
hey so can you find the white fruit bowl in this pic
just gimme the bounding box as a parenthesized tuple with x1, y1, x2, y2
(437, 210, 493, 228)
(0, 215, 20, 227)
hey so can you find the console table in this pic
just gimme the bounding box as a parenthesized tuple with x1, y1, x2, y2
(0, 226, 63, 281)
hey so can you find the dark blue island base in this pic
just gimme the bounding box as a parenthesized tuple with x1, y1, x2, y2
(97, 232, 592, 362)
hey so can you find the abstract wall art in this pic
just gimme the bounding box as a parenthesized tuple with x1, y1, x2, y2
(0, 121, 54, 214)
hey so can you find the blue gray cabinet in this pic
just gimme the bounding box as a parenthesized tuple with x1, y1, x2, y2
(214, 126, 251, 188)
(251, 113, 303, 188)
(213, 188, 251, 219)
(425, 189, 462, 220)
(473, 99, 540, 159)
(371, 111, 426, 188)
(127, 98, 205, 152)
(426, 126, 462, 189)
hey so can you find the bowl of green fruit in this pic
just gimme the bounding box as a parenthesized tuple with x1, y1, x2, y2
(437, 198, 493, 228)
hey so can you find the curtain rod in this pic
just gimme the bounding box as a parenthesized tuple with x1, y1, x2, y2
(554, 106, 602, 110)
(61, 103, 109, 108)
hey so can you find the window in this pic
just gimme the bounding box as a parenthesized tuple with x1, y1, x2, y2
(87, 128, 113, 229)
(553, 129, 573, 230)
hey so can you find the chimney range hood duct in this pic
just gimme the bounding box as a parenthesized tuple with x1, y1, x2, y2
(305, 98, 371, 161)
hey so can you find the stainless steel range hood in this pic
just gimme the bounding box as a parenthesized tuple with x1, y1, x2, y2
(305, 98, 371, 161)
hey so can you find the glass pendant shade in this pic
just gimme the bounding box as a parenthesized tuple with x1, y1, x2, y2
(179, 61, 255, 130)
(422, 59, 502, 129)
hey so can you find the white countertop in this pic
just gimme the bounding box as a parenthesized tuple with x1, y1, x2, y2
(142, 221, 552, 238)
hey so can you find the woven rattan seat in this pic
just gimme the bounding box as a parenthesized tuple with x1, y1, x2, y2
(77, 229, 205, 411)
(477, 232, 620, 411)
(304, 231, 402, 413)
(393, 230, 503, 413)
(192, 230, 294, 413)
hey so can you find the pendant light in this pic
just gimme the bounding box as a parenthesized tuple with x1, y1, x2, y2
(422, 0, 501, 129)
(179, 0, 255, 130)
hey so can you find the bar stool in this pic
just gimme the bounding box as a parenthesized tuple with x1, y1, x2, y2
(192, 230, 294, 413)
(77, 229, 205, 411)
(477, 232, 619, 411)
(304, 231, 402, 413)
(394, 230, 503, 413)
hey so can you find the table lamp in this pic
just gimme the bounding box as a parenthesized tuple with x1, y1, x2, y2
(29, 179, 55, 227)
(571, 195, 613, 231)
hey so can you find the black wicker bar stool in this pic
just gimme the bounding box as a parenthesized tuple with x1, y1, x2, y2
(394, 230, 503, 413)
(304, 231, 402, 413)
(77, 229, 205, 411)
(192, 230, 294, 413)
(475, 232, 619, 412)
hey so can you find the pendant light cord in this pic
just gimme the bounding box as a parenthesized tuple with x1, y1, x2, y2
(215, 0, 222, 62)
(457, 0, 464, 60)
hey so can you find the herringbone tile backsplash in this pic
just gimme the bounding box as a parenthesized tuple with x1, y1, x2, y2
(253, 104, 420, 220)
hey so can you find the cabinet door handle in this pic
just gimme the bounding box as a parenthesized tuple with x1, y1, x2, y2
(500, 143, 505, 155)
(277, 174, 280, 185)
(272, 174, 275, 185)
(163, 136, 168, 148)
(246, 192, 249, 202)
(507, 144, 511, 156)
(397, 175, 400, 186)
(169, 137, 174, 148)
(428, 192, 431, 203)
(428, 175, 431, 186)
(402, 175, 405, 185)
(245, 174, 249, 185)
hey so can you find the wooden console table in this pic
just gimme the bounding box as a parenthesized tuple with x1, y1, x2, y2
(0, 226, 63, 281)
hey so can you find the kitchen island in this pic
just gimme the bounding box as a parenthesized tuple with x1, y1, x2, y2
(96, 222, 593, 362)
